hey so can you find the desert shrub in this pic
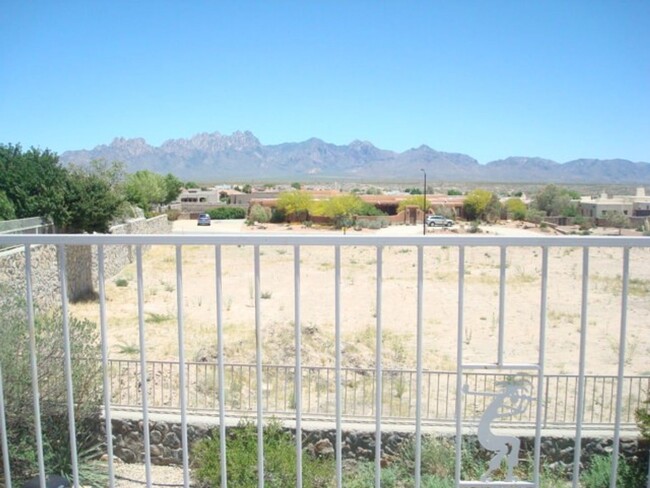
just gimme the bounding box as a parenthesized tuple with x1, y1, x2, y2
(525, 208, 545, 224)
(354, 218, 388, 230)
(248, 204, 271, 224)
(0, 289, 104, 485)
(580, 454, 646, 488)
(270, 208, 286, 223)
(468, 220, 481, 233)
(166, 209, 181, 221)
(636, 389, 650, 441)
(191, 420, 334, 488)
(207, 207, 246, 220)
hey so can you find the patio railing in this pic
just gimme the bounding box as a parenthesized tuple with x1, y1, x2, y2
(0, 232, 649, 488)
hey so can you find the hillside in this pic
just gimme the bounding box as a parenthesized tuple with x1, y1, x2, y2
(59, 131, 650, 183)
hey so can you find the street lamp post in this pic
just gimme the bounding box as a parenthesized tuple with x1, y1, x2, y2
(421, 168, 427, 235)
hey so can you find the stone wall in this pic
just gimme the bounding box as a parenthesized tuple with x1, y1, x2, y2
(0, 215, 172, 308)
(106, 418, 649, 478)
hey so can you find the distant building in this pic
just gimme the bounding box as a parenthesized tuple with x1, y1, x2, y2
(579, 187, 650, 218)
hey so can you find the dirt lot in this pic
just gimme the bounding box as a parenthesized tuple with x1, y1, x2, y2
(71, 220, 650, 375)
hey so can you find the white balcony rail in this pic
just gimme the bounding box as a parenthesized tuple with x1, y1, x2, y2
(0, 233, 649, 488)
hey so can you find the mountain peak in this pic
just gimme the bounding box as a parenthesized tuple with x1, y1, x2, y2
(58, 130, 650, 183)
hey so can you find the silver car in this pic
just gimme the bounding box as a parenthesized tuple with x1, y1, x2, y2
(426, 215, 454, 227)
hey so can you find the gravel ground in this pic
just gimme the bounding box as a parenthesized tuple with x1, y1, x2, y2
(112, 463, 191, 488)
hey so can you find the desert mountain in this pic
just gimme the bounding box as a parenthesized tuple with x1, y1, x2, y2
(59, 131, 650, 183)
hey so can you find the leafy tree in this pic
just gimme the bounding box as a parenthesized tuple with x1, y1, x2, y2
(532, 184, 580, 217)
(463, 189, 500, 222)
(241, 184, 252, 194)
(62, 168, 125, 233)
(366, 187, 382, 195)
(398, 195, 430, 213)
(163, 173, 183, 204)
(0, 190, 15, 220)
(319, 194, 367, 228)
(185, 181, 199, 189)
(505, 198, 527, 220)
(607, 211, 630, 235)
(290, 182, 301, 190)
(124, 170, 166, 213)
(404, 187, 422, 195)
(276, 191, 313, 222)
(0, 144, 68, 223)
(447, 189, 463, 196)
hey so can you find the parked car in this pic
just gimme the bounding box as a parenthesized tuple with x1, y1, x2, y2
(426, 215, 455, 227)
(197, 213, 211, 226)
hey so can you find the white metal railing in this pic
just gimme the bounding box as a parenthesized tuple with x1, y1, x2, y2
(0, 233, 649, 488)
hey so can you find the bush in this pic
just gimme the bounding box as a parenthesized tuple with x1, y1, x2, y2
(0, 289, 104, 485)
(166, 209, 181, 221)
(580, 454, 646, 488)
(207, 207, 247, 220)
(270, 208, 286, 224)
(354, 218, 388, 230)
(248, 204, 271, 224)
(192, 420, 333, 488)
(636, 390, 650, 441)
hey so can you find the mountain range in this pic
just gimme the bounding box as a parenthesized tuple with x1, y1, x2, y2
(59, 131, 650, 183)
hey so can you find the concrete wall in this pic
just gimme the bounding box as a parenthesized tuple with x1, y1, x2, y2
(0, 215, 171, 308)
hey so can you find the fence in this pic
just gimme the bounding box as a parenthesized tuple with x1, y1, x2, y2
(108, 359, 649, 426)
(0, 232, 649, 488)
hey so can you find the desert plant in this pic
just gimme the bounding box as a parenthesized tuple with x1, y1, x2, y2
(0, 289, 104, 485)
(580, 453, 646, 488)
(249, 203, 271, 224)
(636, 389, 650, 441)
(207, 207, 247, 220)
(166, 209, 181, 221)
(191, 420, 333, 487)
(114, 278, 128, 287)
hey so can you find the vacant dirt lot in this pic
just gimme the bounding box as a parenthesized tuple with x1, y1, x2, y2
(71, 220, 650, 376)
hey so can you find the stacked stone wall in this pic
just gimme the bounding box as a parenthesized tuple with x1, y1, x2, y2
(0, 215, 171, 307)
(105, 418, 649, 477)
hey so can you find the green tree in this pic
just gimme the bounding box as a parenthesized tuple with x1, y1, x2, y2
(533, 184, 580, 217)
(447, 189, 463, 196)
(163, 173, 183, 204)
(276, 191, 313, 222)
(290, 182, 301, 190)
(241, 184, 252, 194)
(607, 211, 630, 235)
(463, 189, 500, 222)
(0, 144, 68, 223)
(62, 168, 125, 233)
(319, 194, 367, 228)
(398, 195, 430, 213)
(505, 198, 527, 220)
(0, 190, 16, 220)
(124, 170, 166, 213)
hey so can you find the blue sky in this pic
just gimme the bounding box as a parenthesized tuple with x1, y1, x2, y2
(1, 1, 649, 164)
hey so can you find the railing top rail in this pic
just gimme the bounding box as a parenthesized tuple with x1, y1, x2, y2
(0, 232, 649, 248)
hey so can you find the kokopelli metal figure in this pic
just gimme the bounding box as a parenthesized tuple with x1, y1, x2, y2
(463, 378, 533, 482)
